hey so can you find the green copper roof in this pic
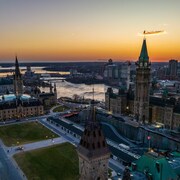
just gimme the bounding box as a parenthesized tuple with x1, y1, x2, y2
(0, 94, 32, 102)
(139, 38, 149, 62)
(172, 151, 180, 157)
(134, 152, 178, 180)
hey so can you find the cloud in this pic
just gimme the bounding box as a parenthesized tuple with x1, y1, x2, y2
(138, 30, 167, 36)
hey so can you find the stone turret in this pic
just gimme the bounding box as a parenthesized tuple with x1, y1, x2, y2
(77, 101, 110, 180)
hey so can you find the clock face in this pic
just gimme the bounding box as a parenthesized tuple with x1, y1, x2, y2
(145, 62, 147, 67)
(140, 62, 143, 67)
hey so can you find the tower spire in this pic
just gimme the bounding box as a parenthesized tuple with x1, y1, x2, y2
(139, 38, 149, 63)
(13, 56, 23, 96)
(15, 56, 21, 77)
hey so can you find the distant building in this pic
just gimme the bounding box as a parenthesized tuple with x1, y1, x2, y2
(0, 77, 13, 94)
(103, 59, 119, 80)
(31, 83, 57, 109)
(77, 102, 110, 180)
(23, 65, 39, 86)
(69, 69, 78, 76)
(103, 59, 131, 88)
(0, 57, 43, 121)
(169, 59, 178, 77)
(130, 151, 180, 180)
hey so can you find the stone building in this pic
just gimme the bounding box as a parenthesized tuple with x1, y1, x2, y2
(0, 94, 43, 120)
(0, 57, 43, 121)
(31, 83, 57, 109)
(77, 102, 110, 180)
(149, 97, 180, 130)
(105, 88, 180, 131)
(105, 87, 127, 115)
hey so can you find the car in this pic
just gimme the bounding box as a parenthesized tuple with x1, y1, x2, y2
(16, 146, 24, 151)
(117, 172, 121, 176)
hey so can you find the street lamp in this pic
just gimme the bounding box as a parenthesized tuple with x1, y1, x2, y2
(147, 136, 151, 150)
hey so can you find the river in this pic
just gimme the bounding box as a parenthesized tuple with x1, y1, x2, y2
(0, 66, 118, 101)
(40, 80, 112, 102)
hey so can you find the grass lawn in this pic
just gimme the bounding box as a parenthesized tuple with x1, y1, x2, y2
(14, 143, 79, 180)
(0, 122, 58, 146)
(53, 105, 69, 112)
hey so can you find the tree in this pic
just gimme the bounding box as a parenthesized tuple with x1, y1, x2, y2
(122, 167, 131, 180)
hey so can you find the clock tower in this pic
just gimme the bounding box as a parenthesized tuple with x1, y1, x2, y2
(13, 56, 23, 96)
(134, 38, 151, 123)
(77, 101, 110, 180)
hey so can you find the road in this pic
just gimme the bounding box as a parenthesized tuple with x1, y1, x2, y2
(0, 141, 24, 180)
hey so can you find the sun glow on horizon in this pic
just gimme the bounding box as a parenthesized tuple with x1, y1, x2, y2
(0, 0, 180, 62)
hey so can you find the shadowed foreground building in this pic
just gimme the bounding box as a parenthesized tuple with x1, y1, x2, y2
(77, 102, 110, 180)
(130, 151, 180, 180)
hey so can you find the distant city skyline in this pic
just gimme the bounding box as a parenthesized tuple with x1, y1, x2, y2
(0, 0, 180, 62)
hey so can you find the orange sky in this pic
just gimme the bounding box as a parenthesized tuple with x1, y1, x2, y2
(0, 0, 180, 62)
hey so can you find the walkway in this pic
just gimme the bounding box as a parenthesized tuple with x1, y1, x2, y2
(5, 137, 67, 156)
(101, 122, 135, 147)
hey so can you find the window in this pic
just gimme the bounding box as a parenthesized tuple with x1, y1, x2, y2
(98, 142, 100, 148)
(92, 143, 95, 149)
(93, 131, 96, 137)
(80, 139, 83, 145)
(103, 141, 105, 147)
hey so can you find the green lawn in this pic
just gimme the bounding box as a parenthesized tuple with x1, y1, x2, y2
(53, 105, 69, 112)
(0, 122, 58, 146)
(14, 143, 79, 180)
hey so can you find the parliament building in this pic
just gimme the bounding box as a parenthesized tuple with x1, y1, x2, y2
(105, 38, 180, 131)
(0, 57, 44, 121)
